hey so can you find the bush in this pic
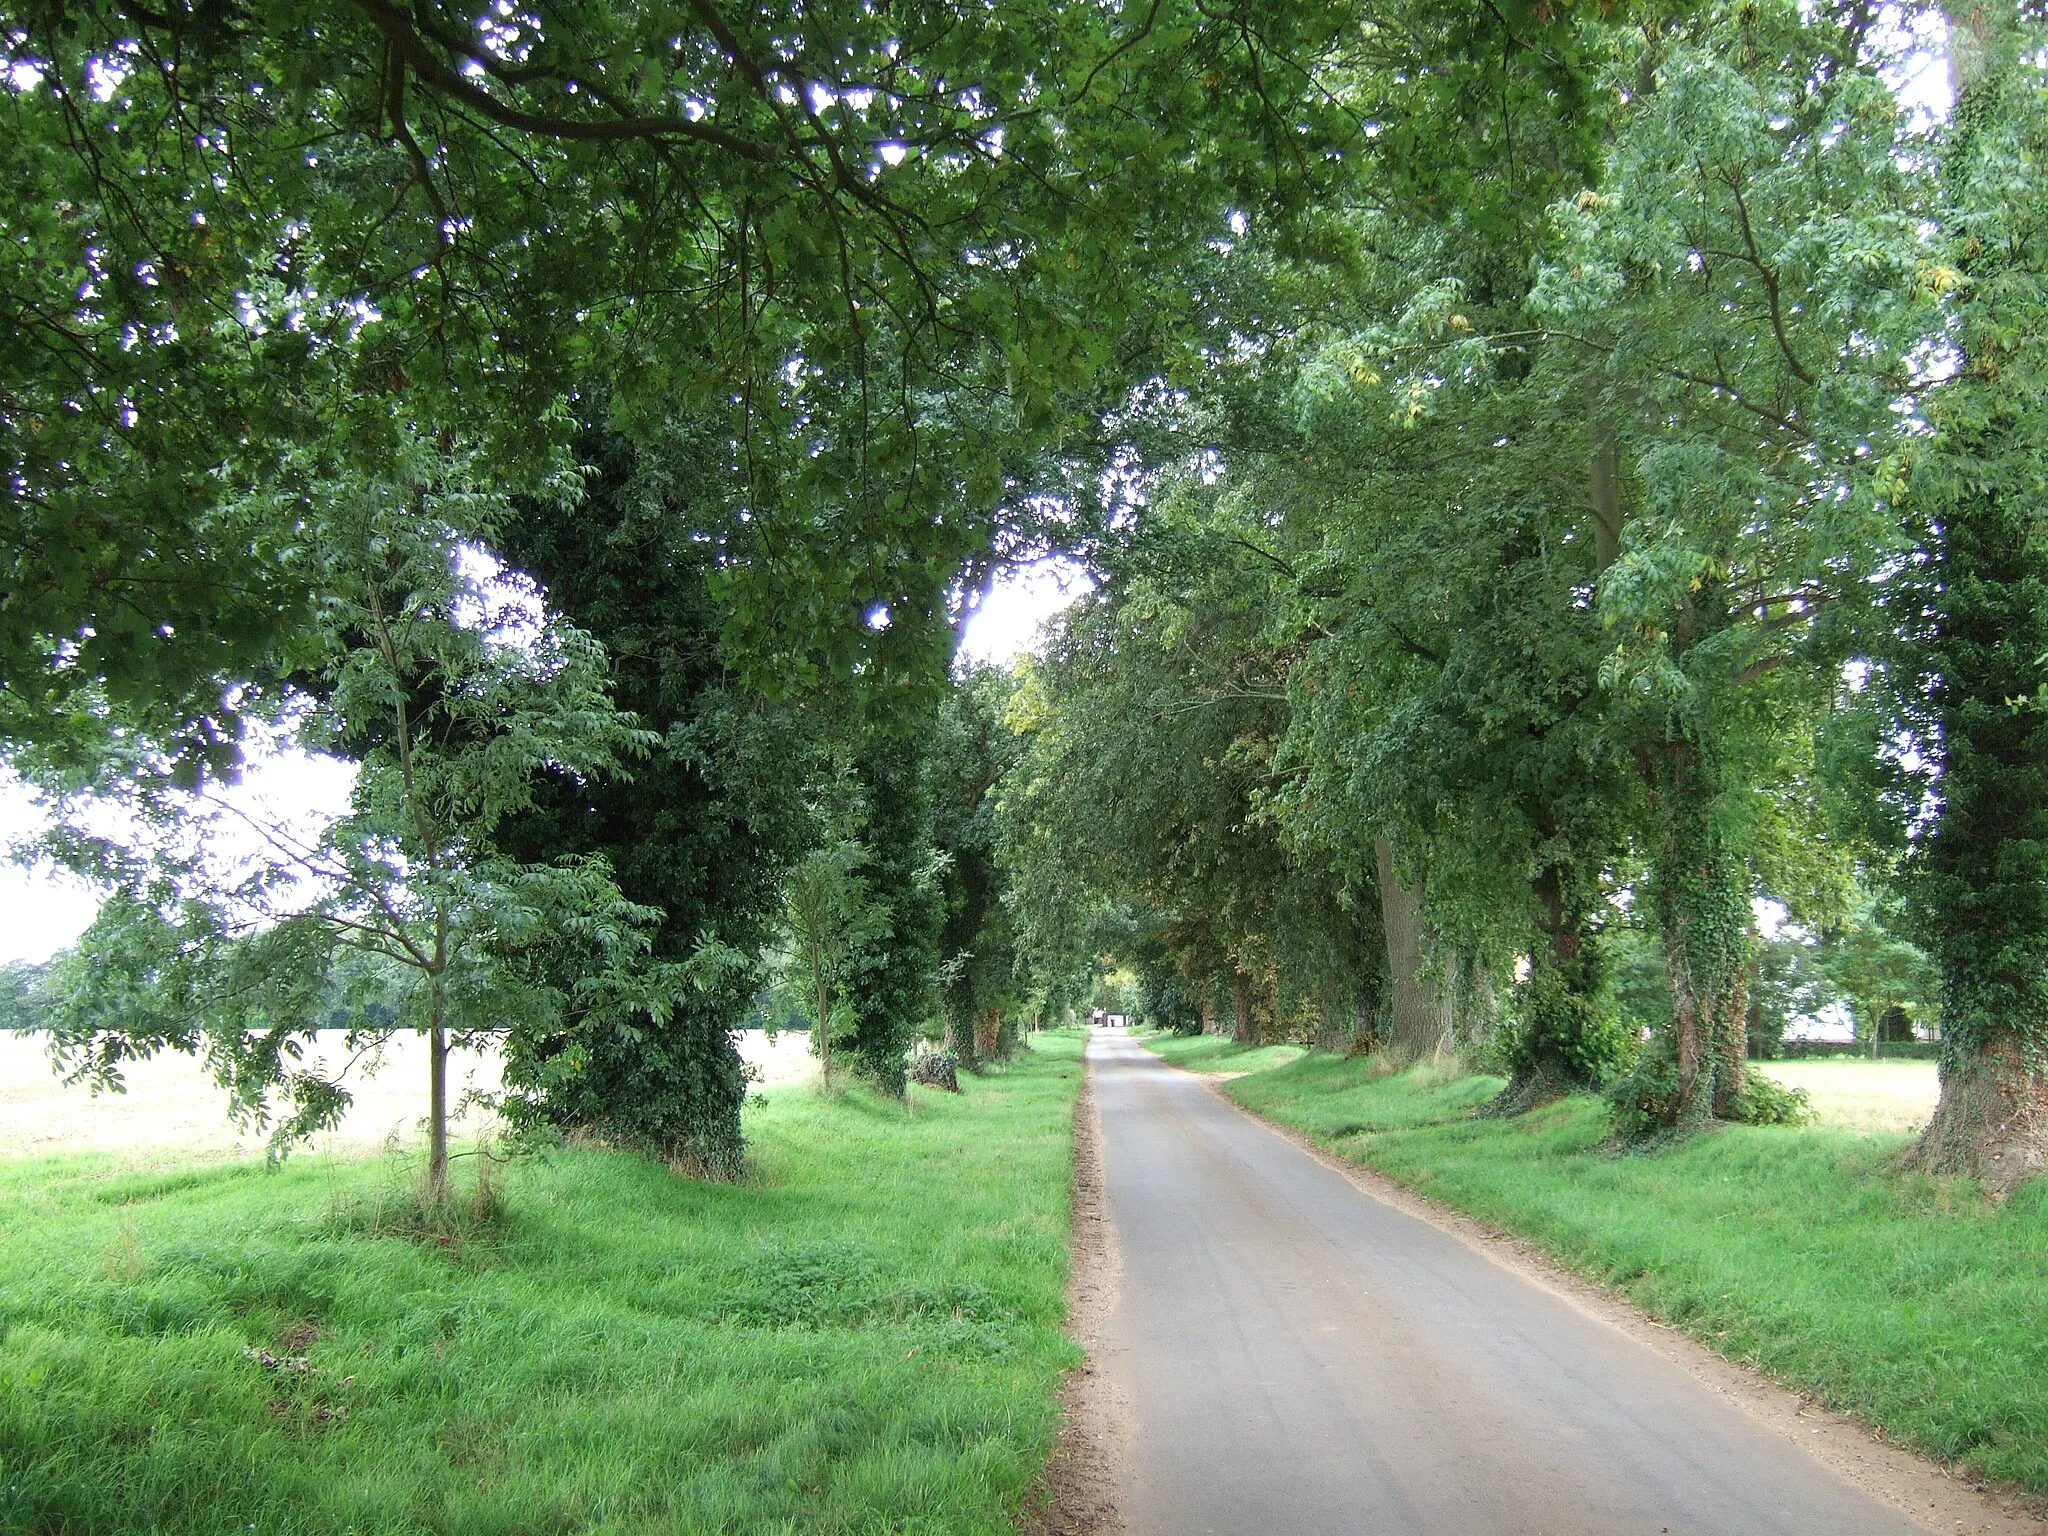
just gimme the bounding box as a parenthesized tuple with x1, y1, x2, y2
(1496, 956, 1635, 1095)
(1608, 1031, 1811, 1141)
(908, 1050, 961, 1092)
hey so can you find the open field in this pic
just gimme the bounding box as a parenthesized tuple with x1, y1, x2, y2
(1200, 1047, 2048, 1497)
(1754, 1059, 1940, 1135)
(0, 1031, 1083, 1535)
(0, 1029, 819, 1161)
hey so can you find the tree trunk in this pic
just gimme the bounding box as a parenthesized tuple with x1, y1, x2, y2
(427, 1021, 449, 1208)
(810, 947, 832, 1083)
(1312, 990, 1348, 1053)
(1485, 863, 1602, 1116)
(1713, 949, 1750, 1121)
(1231, 968, 1254, 1044)
(976, 1005, 1005, 1060)
(1904, 1, 2048, 1196)
(1376, 838, 1453, 1058)
(1649, 753, 1750, 1133)
(1352, 989, 1377, 1055)
(946, 1006, 979, 1072)
(1200, 993, 1218, 1036)
(1590, 429, 1624, 572)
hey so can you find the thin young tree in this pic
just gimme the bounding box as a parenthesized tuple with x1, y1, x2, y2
(36, 432, 702, 1208)
(779, 838, 882, 1086)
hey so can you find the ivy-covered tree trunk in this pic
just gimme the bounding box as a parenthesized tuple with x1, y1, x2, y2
(1375, 839, 1453, 1058)
(1230, 968, 1255, 1044)
(494, 426, 805, 1179)
(1648, 752, 1752, 1134)
(846, 734, 942, 1096)
(946, 1003, 980, 1073)
(1907, 398, 2048, 1193)
(1904, 2, 2048, 1198)
(1486, 863, 1615, 1116)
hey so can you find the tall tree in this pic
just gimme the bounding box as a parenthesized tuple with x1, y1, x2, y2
(1, 0, 1371, 761)
(1898, 1, 2048, 1194)
(492, 420, 813, 1175)
(930, 665, 1025, 1068)
(1532, 11, 1932, 1131)
(840, 722, 944, 1094)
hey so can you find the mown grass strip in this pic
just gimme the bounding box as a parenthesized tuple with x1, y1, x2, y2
(1135, 1032, 1305, 1075)
(0, 1030, 1087, 1535)
(1217, 1050, 2048, 1495)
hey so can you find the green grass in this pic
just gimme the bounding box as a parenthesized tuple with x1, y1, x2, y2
(1227, 1051, 2048, 1495)
(1135, 1031, 1306, 1074)
(0, 1031, 1088, 1535)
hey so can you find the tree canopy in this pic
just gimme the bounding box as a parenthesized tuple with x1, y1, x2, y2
(9, 0, 2048, 1197)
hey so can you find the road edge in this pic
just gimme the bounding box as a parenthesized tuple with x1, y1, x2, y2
(1021, 1034, 1127, 1535)
(1158, 1050, 2047, 1536)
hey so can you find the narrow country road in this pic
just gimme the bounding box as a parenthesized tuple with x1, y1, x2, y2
(1089, 1030, 1931, 1536)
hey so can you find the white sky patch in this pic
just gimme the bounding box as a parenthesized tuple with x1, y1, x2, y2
(0, 748, 358, 964)
(959, 557, 1093, 667)
(0, 779, 104, 964)
(1753, 895, 1789, 939)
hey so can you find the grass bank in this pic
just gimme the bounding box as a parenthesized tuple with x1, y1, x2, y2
(0, 1031, 1087, 1535)
(1211, 1049, 2048, 1496)
(1133, 1031, 1304, 1075)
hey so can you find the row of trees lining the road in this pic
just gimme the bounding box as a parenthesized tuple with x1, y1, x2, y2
(11, 0, 1356, 1198)
(993, 1, 2048, 1196)
(3, 1, 2045, 1197)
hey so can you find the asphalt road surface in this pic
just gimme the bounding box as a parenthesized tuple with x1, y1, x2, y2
(1090, 1031, 1929, 1536)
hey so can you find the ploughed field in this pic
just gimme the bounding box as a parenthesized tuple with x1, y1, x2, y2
(0, 1029, 818, 1160)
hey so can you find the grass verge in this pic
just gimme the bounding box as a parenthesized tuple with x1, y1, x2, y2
(1223, 1050, 2048, 1495)
(1135, 1032, 1305, 1075)
(0, 1030, 1087, 1536)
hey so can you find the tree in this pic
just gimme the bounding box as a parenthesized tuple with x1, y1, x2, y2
(0, 960, 50, 1032)
(929, 665, 1026, 1068)
(1, 0, 1373, 761)
(837, 724, 944, 1095)
(1529, 13, 1932, 1133)
(1816, 891, 1940, 1057)
(491, 419, 812, 1174)
(1895, 2, 2048, 1195)
(33, 432, 699, 1206)
(778, 835, 883, 1085)
(1001, 495, 1378, 1050)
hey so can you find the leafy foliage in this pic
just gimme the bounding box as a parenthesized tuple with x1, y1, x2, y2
(491, 421, 812, 1175)
(32, 436, 701, 1197)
